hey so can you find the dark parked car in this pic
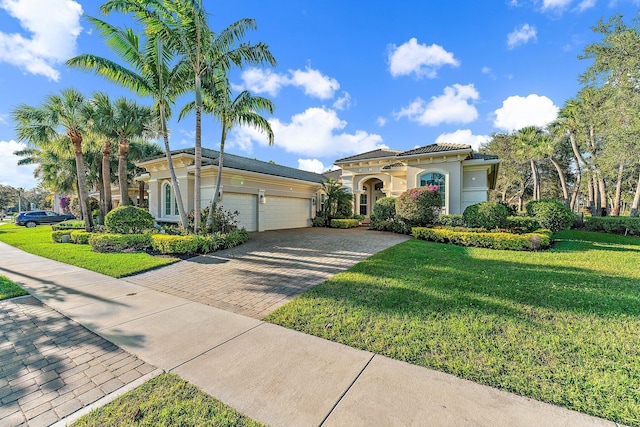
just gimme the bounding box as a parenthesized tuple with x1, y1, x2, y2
(15, 211, 76, 228)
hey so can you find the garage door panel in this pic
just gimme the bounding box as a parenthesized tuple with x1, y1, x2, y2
(221, 193, 257, 232)
(264, 196, 310, 231)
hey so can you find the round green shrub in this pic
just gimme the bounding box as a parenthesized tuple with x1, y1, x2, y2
(463, 201, 509, 229)
(396, 187, 442, 227)
(527, 199, 573, 232)
(373, 197, 397, 221)
(104, 206, 155, 234)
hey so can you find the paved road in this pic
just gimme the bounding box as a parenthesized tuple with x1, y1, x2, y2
(125, 227, 410, 318)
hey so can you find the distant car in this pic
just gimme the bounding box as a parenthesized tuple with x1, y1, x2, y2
(14, 210, 76, 228)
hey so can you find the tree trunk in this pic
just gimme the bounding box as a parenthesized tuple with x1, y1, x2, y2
(612, 161, 624, 216)
(530, 159, 540, 201)
(598, 174, 607, 216)
(569, 154, 581, 211)
(630, 171, 640, 217)
(208, 122, 227, 228)
(102, 141, 112, 215)
(160, 103, 188, 229)
(138, 180, 145, 207)
(193, 75, 202, 233)
(591, 176, 600, 216)
(69, 132, 93, 232)
(550, 157, 569, 207)
(118, 137, 129, 207)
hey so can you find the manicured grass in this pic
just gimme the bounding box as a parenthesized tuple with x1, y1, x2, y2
(266, 230, 640, 426)
(0, 275, 27, 300)
(0, 225, 177, 278)
(72, 373, 264, 427)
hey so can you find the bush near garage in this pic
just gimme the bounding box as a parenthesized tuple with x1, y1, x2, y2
(330, 219, 360, 229)
(463, 201, 509, 230)
(104, 206, 155, 234)
(89, 233, 152, 253)
(412, 227, 552, 251)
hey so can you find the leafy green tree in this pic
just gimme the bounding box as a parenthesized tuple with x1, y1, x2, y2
(67, 17, 190, 228)
(12, 89, 94, 231)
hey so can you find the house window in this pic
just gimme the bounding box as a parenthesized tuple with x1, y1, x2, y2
(163, 182, 179, 216)
(359, 193, 367, 215)
(419, 172, 446, 207)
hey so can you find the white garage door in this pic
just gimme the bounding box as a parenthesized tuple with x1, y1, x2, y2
(264, 196, 311, 230)
(222, 193, 258, 232)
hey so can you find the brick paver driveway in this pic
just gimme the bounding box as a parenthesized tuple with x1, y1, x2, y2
(125, 227, 409, 319)
(0, 296, 156, 427)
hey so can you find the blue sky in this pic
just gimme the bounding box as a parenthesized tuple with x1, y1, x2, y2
(1, 0, 639, 189)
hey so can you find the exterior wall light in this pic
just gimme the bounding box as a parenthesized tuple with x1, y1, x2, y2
(260, 194, 266, 204)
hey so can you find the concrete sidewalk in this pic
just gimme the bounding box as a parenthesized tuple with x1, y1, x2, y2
(0, 242, 617, 427)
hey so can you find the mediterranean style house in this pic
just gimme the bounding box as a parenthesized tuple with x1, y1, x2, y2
(136, 143, 499, 231)
(334, 143, 499, 217)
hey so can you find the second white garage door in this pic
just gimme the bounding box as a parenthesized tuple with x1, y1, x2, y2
(264, 196, 311, 230)
(222, 193, 258, 232)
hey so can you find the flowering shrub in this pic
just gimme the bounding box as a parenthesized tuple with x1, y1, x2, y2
(396, 186, 442, 227)
(188, 205, 240, 234)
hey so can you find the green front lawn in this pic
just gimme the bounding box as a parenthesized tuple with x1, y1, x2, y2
(73, 373, 263, 427)
(266, 230, 640, 426)
(0, 275, 27, 300)
(0, 225, 177, 278)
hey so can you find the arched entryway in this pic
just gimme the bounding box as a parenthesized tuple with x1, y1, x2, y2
(356, 177, 385, 218)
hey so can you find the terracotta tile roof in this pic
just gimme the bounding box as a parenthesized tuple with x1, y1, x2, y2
(381, 162, 406, 170)
(334, 148, 402, 163)
(396, 143, 472, 157)
(140, 148, 325, 184)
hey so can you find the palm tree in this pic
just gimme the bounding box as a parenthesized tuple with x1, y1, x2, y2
(89, 92, 152, 209)
(100, 0, 276, 231)
(67, 17, 190, 228)
(15, 144, 78, 195)
(180, 75, 274, 228)
(12, 89, 94, 231)
(514, 126, 545, 202)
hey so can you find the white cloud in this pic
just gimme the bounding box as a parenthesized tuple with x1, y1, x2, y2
(541, 0, 573, 10)
(394, 83, 479, 126)
(576, 0, 596, 11)
(228, 107, 384, 158)
(0, 140, 38, 188)
(388, 38, 459, 78)
(493, 94, 559, 131)
(0, 0, 83, 81)
(435, 130, 490, 151)
(237, 66, 339, 99)
(298, 159, 326, 174)
(507, 24, 537, 49)
(332, 92, 352, 110)
(0, 113, 7, 125)
(376, 117, 387, 127)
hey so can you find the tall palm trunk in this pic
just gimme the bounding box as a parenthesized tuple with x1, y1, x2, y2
(102, 140, 112, 214)
(194, 98, 202, 232)
(550, 158, 569, 207)
(612, 161, 624, 216)
(160, 104, 188, 229)
(118, 137, 130, 206)
(69, 132, 93, 231)
(592, 176, 600, 216)
(207, 121, 227, 227)
(569, 153, 581, 211)
(598, 174, 607, 216)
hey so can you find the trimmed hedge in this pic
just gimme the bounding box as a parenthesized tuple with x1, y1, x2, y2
(89, 233, 152, 253)
(151, 235, 199, 255)
(438, 214, 465, 227)
(330, 219, 360, 229)
(51, 230, 74, 243)
(70, 230, 92, 244)
(582, 216, 640, 236)
(463, 202, 509, 229)
(52, 220, 85, 231)
(104, 206, 155, 234)
(412, 227, 552, 251)
(505, 216, 541, 233)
